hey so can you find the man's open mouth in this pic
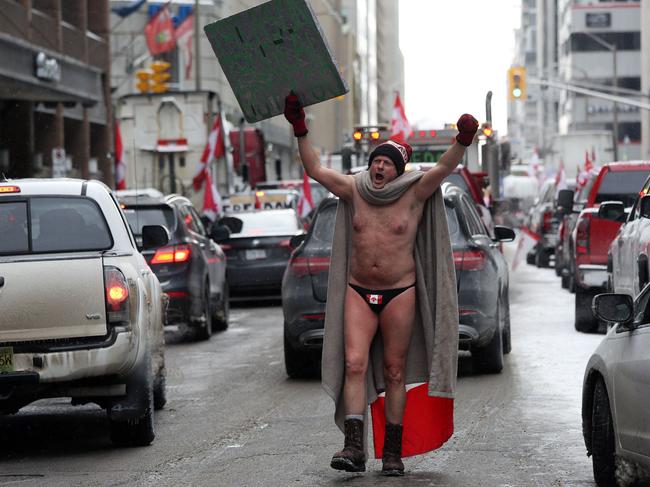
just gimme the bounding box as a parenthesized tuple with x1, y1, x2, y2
(375, 173, 384, 182)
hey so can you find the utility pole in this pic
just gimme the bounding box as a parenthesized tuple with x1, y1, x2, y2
(194, 0, 201, 91)
(484, 91, 500, 200)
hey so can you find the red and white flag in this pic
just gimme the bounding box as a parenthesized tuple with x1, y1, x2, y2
(144, 5, 176, 56)
(114, 121, 127, 190)
(554, 159, 567, 194)
(390, 92, 413, 144)
(193, 115, 226, 191)
(512, 227, 540, 270)
(577, 150, 594, 189)
(296, 171, 314, 218)
(202, 170, 223, 222)
(175, 13, 193, 81)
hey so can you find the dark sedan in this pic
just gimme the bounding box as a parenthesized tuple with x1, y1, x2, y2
(217, 209, 305, 300)
(120, 194, 229, 340)
(281, 183, 515, 379)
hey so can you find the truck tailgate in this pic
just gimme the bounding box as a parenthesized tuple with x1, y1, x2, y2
(0, 257, 107, 342)
(589, 217, 622, 264)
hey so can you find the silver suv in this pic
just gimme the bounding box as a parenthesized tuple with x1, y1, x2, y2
(0, 179, 168, 446)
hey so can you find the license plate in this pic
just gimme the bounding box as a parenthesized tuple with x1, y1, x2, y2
(0, 347, 14, 373)
(245, 249, 267, 260)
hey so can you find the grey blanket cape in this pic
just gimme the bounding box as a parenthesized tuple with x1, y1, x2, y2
(321, 169, 459, 439)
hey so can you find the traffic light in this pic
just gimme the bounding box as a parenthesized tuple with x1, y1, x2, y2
(481, 122, 494, 138)
(135, 69, 152, 93)
(508, 66, 527, 101)
(150, 60, 171, 94)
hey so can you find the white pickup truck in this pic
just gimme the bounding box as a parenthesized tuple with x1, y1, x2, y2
(0, 179, 168, 446)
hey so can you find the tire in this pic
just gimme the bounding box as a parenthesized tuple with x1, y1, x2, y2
(575, 287, 599, 333)
(561, 273, 570, 289)
(212, 281, 230, 332)
(109, 356, 155, 447)
(153, 374, 167, 411)
(502, 293, 512, 355)
(526, 251, 536, 266)
(195, 283, 213, 341)
(536, 248, 551, 268)
(284, 332, 318, 379)
(591, 379, 616, 486)
(472, 306, 504, 374)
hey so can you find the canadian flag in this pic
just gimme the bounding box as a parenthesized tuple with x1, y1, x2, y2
(114, 121, 127, 190)
(390, 92, 413, 144)
(554, 159, 567, 194)
(175, 13, 193, 81)
(576, 150, 594, 189)
(296, 170, 314, 219)
(512, 227, 540, 270)
(202, 170, 223, 222)
(193, 115, 226, 192)
(367, 294, 382, 305)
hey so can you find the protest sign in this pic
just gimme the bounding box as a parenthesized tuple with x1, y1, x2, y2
(203, 0, 348, 123)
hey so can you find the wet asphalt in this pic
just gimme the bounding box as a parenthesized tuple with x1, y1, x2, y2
(0, 245, 604, 486)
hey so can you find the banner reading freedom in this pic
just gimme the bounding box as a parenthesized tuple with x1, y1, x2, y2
(203, 0, 349, 123)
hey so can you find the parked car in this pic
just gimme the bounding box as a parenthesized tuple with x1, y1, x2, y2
(552, 178, 576, 278)
(0, 179, 168, 446)
(556, 171, 599, 290)
(120, 193, 229, 339)
(583, 289, 650, 486)
(255, 179, 330, 207)
(526, 178, 559, 268)
(281, 183, 514, 379)
(558, 162, 650, 332)
(216, 209, 304, 300)
(604, 174, 650, 298)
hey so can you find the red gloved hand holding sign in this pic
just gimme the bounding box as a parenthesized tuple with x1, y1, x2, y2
(455, 114, 479, 147)
(284, 92, 309, 137)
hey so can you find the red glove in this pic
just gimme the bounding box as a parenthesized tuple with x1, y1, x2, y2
(455, 114, 479, 146)
(284, 92, 308, 137)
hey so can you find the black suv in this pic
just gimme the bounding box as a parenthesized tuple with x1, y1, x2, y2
(120, 194, 229, 340)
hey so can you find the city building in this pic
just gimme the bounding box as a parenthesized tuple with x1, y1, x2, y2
(0, 0, 112, 182)
(557, 0, 642, 161)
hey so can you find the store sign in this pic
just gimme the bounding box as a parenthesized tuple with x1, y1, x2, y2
(35, 52, 61, 82)
(203, 0, 348, 123)
(586, 13, 611, 29)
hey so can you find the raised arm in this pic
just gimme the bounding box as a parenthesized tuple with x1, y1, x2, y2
(415, 114, 479, 201)
(284, 93, 354, 201)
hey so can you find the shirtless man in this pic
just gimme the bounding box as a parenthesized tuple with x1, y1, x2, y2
(284, 93, 478, 475)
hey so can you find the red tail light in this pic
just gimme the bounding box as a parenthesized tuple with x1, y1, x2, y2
(290, 256, 330, 276)
(453, 249, 487, 271)
(219, 244, 232, 251)
(279, 240, 292, 248)
(576, 215, 591, 254)
(104, 267, 130, 324)
(542, 211, 553, 233)
(151, 245, 192, 264)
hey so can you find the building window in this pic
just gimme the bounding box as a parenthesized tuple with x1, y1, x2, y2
(569, 32, 640, 52)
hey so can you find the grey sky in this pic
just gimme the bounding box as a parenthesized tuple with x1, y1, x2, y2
(399, 0, 521, 135)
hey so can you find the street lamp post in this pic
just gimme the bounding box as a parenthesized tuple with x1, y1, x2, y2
(582, 32, 619, 161)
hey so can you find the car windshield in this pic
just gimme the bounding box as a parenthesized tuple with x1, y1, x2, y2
(595, 170, 650, 206)
(445, 173, 470, 194)
(228, 211, 300, 238)
(446, 204, 464, 246)
(0, 197, 112, 255)
(123, 206, 176, 235)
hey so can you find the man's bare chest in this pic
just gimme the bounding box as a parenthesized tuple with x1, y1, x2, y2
(351, 196, 421, 237)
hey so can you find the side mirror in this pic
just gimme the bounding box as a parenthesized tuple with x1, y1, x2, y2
(494, 226, 515, 242)
(556, 189, 575, 214)
(210, 225, 231, 242)
(289, 234, 306, 250)
(592, 293, 634, 327)
(141, 225, 169, 249)
(598, 201, 626, 222)
(219, 216, 243, 234)
(640, 195, 650, 219)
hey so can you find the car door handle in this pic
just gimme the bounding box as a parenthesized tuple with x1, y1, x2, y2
(0, 277, 4, 287)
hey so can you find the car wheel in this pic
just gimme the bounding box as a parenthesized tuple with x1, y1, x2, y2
(591, 379, 616, 486)
(502, 293, 512, 355)
(212, 281, 230, 332)
(526, 251, 536, 266)
(536, 248, 551, 268)
(284, 332, 318, 379)
(472, 307, 504, 374)
(575, 287, 598, 333)
(561, 273, 570, 289)
(195, 283, 212, 341)
(109, 356, 155, 447)
(153, 374, 167, 411)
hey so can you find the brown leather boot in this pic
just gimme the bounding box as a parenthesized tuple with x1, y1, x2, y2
(330, 418, 366, 472)
(381, 422, 404, 476)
